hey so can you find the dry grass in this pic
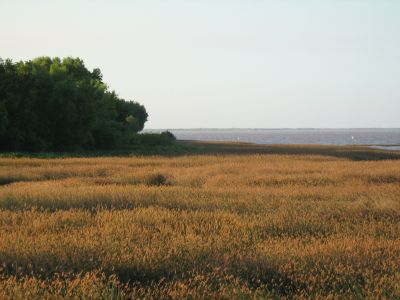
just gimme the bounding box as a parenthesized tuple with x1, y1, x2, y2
(0, 148, 399, 299)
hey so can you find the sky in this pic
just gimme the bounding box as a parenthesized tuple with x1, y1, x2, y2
(1, 0, 400, 129)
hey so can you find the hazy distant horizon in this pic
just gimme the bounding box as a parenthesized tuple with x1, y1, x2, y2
(147, 128, 400, 146)
(1, 0, 400, 128)
(145, 127, 400, 131)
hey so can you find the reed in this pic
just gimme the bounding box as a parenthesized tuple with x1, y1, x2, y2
(0, 152, 399, 299)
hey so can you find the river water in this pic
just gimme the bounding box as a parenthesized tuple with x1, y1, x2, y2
(153, 129, 400, 146)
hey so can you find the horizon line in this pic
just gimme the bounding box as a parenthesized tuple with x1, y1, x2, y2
(144, 127, 400, 131)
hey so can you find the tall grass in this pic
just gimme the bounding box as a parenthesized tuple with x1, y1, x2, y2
(0, 152, 399, 299)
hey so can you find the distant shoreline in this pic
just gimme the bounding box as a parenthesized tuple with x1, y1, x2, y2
(145, 127, 400, 131)
(147, 128, 400, 147)
(2, 141, 400, 159)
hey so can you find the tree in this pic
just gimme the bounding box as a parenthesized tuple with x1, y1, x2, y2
(0, 103, 8, 137)
(0, 57, 148, 151)
(125, 115, 140, 132)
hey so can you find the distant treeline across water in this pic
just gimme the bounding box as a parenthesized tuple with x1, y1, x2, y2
(147, 129, 400, 146)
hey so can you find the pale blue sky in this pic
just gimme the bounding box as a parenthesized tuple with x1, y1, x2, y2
(1, 0, 399, 128)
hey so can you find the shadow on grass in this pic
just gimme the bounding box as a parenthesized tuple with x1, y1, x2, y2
(0, 140, 399, 161)
(180, 141, 400, 161)
(0, 253, 306, 298)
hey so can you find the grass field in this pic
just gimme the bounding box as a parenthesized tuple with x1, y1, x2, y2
(0, 143, 399, 299)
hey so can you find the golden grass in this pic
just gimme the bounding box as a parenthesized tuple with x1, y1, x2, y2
(0, 151, 399, 299)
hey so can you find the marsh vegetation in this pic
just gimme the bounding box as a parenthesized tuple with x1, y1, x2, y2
(0, 145, 399, 299)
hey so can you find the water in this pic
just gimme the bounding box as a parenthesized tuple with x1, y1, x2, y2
(370, 146, 400, 151)
(150, 129, 400, 146)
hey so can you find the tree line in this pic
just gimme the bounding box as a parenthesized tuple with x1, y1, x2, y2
(0, 57, 148, 151)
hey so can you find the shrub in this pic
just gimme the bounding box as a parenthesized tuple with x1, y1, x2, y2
(161, 131, 176, 141)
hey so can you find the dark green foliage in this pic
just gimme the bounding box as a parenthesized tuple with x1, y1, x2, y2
(160, 130, 176, 141)
(0, 57, 148, 151)
(130, 132, 176, 146)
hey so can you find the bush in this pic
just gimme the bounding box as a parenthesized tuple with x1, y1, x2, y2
(130, 132, 176, 146)
(160, 131, 176, 141)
